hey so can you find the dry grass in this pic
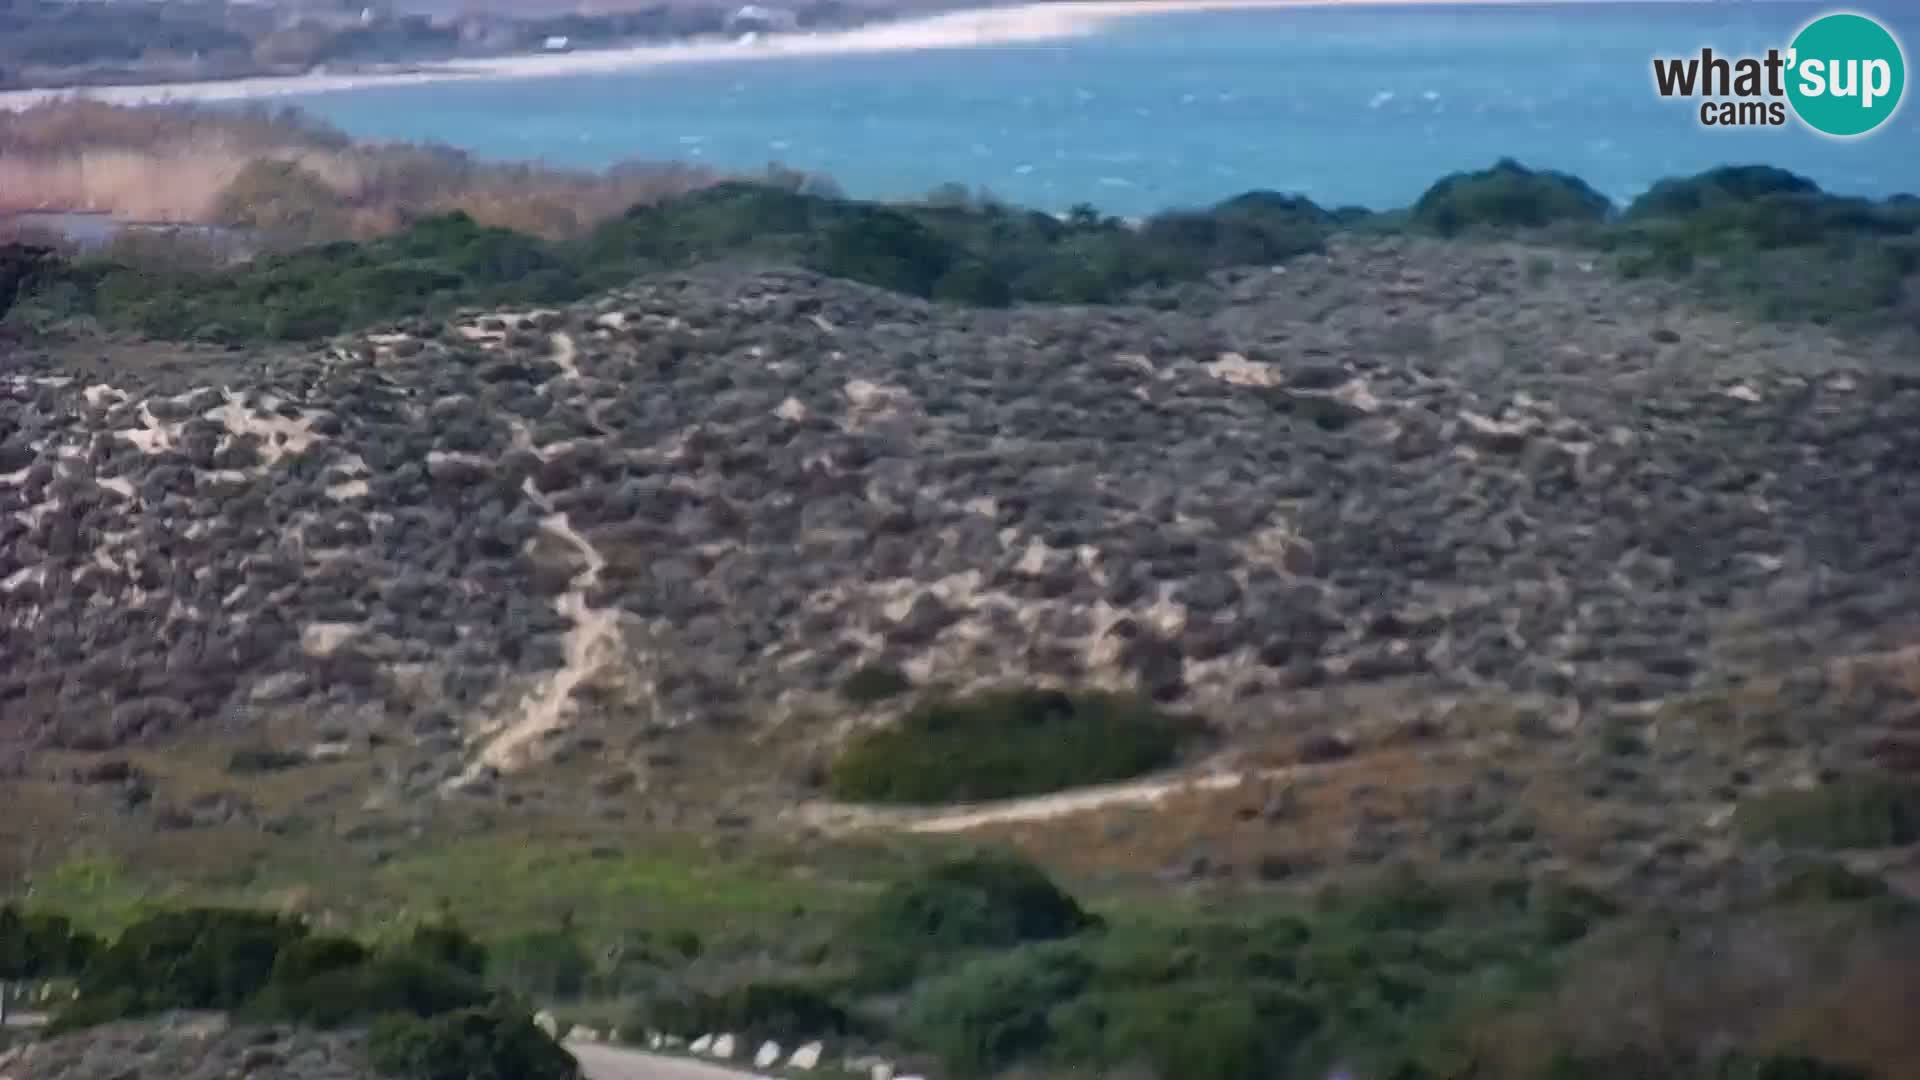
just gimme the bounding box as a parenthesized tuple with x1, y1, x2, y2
(0, 99, 731, 240)
(942, 743, 1483, 881)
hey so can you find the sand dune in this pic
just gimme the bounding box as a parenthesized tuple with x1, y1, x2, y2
(0, 0, 1550, 111)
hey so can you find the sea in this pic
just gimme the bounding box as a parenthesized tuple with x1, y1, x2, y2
(279, 2, 1920, 217)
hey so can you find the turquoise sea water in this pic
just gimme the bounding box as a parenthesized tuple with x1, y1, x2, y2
(283, 2, 1920, 216)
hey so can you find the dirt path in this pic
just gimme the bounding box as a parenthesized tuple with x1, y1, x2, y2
(790, 757, 1331, 835)
(450, 333, 621, 787)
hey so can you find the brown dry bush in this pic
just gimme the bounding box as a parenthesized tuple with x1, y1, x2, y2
(0, 100, 727, 241)
(1464, 909, 1920, 1079)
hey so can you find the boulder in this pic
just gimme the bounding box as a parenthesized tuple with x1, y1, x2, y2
(789, 1042, 825, 1069)
(710, 1033, 736, 1059)
(755, 1041, 782, 1068)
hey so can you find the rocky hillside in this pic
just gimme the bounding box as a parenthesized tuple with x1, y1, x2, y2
(4, 236, 1919, 820)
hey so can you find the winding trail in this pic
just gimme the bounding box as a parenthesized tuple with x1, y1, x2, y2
(450, 333, 622, 788)
(790, 758, 1338, 836)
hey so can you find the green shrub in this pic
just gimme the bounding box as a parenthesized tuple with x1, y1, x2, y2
(267, 934, 371, 986)
(636, 981, 856, 1043)
(367, 1003, 580, 1080)
(1604, 165, 1920, 328)
(71, 908, 308, 1018)
(0, 242, 57, 323)
(850, 851, 1097, 989)
(815, 207, 959, 296)
(489, 931, 592, 999)
(838, 663, 913, 704)
(0, 905, 100, 984)
(257, 953, 490, 1027)
(1624, 165, 1824, 220)
(826, 687, 1187, 804)
(1736, 780, 1920, 850)
(51, 906, 500, 1033)
(1411, 158, 1613, 235)
(402, 921, 489, 978)
(931, 260, 1013, 306)
(1742, 1055, 1873, 1080)
(900, 942, 1095, 1076)
(44, 988, 142, 1035)
(1051, 982, 1323, 1080)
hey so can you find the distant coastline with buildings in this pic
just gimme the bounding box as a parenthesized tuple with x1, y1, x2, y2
(0, 0, 932, 96)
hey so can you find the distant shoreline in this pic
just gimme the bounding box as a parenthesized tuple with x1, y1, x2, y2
(0, 0, 1549, 111)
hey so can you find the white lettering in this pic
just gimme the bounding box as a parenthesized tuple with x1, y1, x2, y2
(1830, 57, 1858, 99)
(1862, 59, 1892, 108)
(1799, 57, 1828, 96)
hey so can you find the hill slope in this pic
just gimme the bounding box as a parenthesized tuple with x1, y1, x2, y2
(4, 235, 1919, 890)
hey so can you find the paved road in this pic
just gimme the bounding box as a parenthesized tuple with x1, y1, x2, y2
(566, 1039, 777, 1080)
(3, 1020, 769, 1080)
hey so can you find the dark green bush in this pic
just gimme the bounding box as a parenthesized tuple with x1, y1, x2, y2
(900, 942, 1095, 1076)
(1142, 189, 1331, 268)
(1625, 165, 1824, 219)
(1603, 165, 1920, 328)
(1051, 981, 1323, 1080)
(0, 905, 100, 983)
(13, 158, 1912, 343)
(0, 243, 56, 323)
(15, 177, 1340, 343)
(902, 937, 1333, 1080)
(267, 934, 370, 986)
(637, 981, 856, 1043)
(827, 687, 1188, 804)
(257, 953, 490, 1028)
(1741, 1055, 1873, 1080)
(1411, 158, 1613, 235)
(72, 908, 308, 1017)
(367, 1003, 580, 1080)
(838, 663, 913, 704)
(488, 931, 592, 999)
(1736, 779, 1920, 850)
(402, 922, 489, 978)
(849, 851, 1098, 990)
(862, 851, 1097, 950)
(931, 260, 1014, 306)
(816, 207, 959, 296)
(51, 906, 499, 1033)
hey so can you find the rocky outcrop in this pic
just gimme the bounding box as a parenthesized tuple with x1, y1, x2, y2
(4, 238, 1918, 791)
(0, 1013, 372, 1080)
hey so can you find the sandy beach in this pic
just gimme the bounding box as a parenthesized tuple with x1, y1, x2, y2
(0, 0, 1539, 111)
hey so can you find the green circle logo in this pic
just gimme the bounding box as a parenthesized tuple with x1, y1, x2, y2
(1786, 12, 1906, 137)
